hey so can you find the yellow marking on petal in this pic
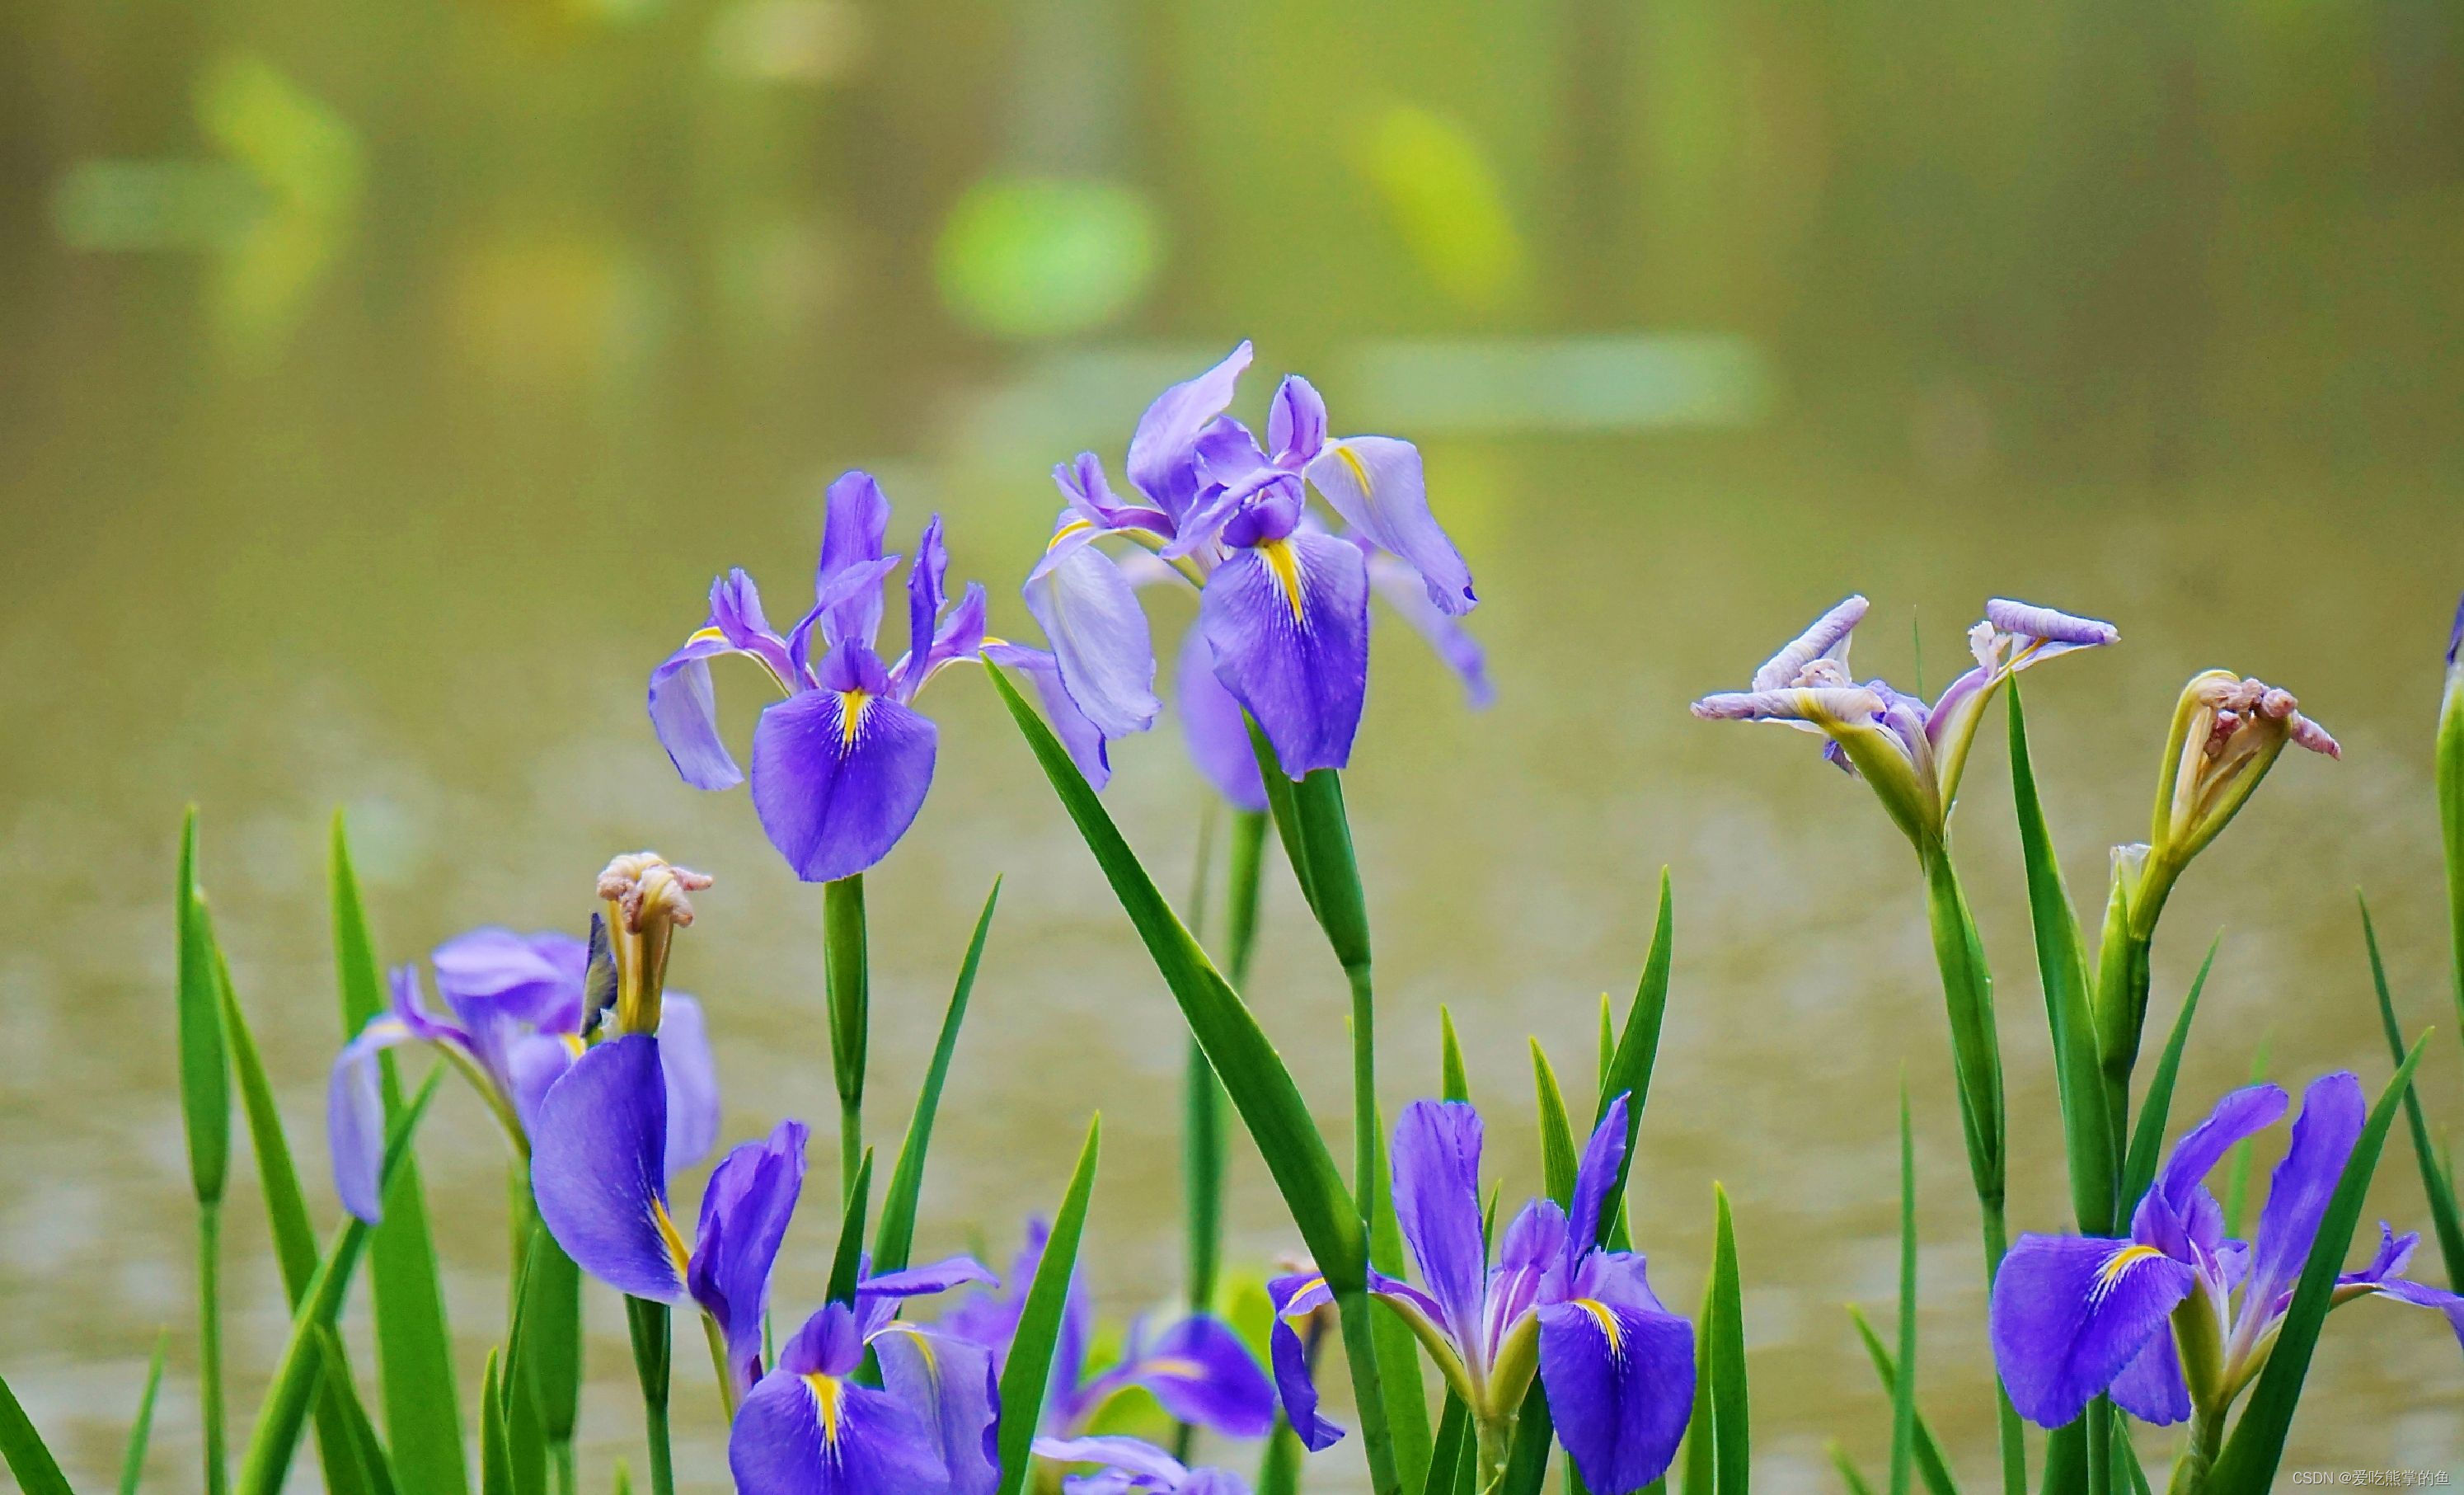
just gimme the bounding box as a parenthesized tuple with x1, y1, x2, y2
(1143, 1356, 1207, 1380)
(561, 1033, 585, 1060)
(1048, 519, 1095, 549)
(2093, 1243, 2165, 1300)
(651, 1196, 692, 1286)
(802, 1372, 845, 1448)
(1572, 1298, 1624, 1355)
(1257, 538, 1307, 624)
(688, 626, 730, 646)
(838, 689, 869, 746)
(1336, 443, 1372, 496)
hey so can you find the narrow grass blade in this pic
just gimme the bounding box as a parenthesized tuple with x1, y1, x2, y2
(234, 1070, 444, 1495)
(622, 1298, 673, 1495)
(2208, 1034, 2433, 1495)
(1680, 1263, 1716, 1495)
(2008, 687, 2120, 1233)
(510, 1221, 583, 1452)
(1843, 1309, 1959, 1495)
(1889, 1091, 1917, 1495)
(1421, 1394, 1471, 1495)
(1598, 995, 1616, 1094)
(987, 663, 1360, 1278)
(875, 879, 1000, 1274)
(1598, 871, 1677, 1247)
(827, 1150, 875, 1307)
(0, 1367, 74, 1495)
(1707, 1185, 1751, 1495)
(824, 873, 870, 1198)
(2360, 894, 2464, 1290)
(1496, 1381, 1553, 1495)
(1532, 1041, 1579, 1206)
(222, 971, 383, 1495)
(2119, 936, 2219, 1207)
(1440, 1006, 1471, 1104)
(994, 1117, 1102, 1495)
(332, 814, 468, 1495)
(118, 1333, 168, 1495)
(1830, 1445, 1880, 1495)
(481, 1353, 514, 1495)
(2111, 1422, 2151, 1495)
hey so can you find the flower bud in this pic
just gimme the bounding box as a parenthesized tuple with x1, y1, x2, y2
(2139, 671, 2338, 933)
(597, 852, 713, 1035)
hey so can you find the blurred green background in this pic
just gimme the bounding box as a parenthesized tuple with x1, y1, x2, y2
(4, 0, 2463, 1488)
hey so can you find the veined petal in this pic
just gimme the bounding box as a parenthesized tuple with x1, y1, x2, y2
(1988, 1234, 2195, 1429)
(650, 633, 747, 791)
(658, 995, 720, 1175)
(1056, 454, 1172, 538)
(876, 1327, 1001, 1495)
(907, 515, 950, 675)
(1024, 546, 1162, 740)
(1128, 341, 1252, 519)
(1265, 1273, 1344, 1451)
(1120, 1315, 1274, 1439)
(1303, 436, 1474, 616)
(1567, 1095, 1631, 1258)
(327, 1016, 420, 1224)
(1269, 375, 1327, 468)
(1175, 624, 1268, 811)
(814, 470, 893, 648)
(1690, 686, 1886, 730)
(1367, 552, 1492, 708)
(2244, 1071, 2365, 1321)
(1985, 599, 2120, 655)
(907, 583, 989, 698)
(2107, 1328, 2190, 1426)
(690, 1119, 808, 1391)
(1390, 1101, 1490, 1353)
(730, 1355, 951, 1495)
(532, 1034, 690, 1303)
(863, 1256, 1000, 1303)
(1749, 596, 1870, 692)
(1536, 1291, 1695, 1494)
(750, 644, 937, 883)
(1200, 530, 1370, 778)
(983, 642, 1114, 790)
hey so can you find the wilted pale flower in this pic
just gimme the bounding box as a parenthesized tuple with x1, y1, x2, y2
(1692, 595, 2117, 853)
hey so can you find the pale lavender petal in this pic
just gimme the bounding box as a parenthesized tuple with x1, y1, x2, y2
(1025, 545, 1162, 740)
(1368, 552, 1492, 708)
(657, 995, 720, 1174)
(1690, 686, 1886, 727)
(327, 1016, 419, 1224)
(984, 642, 1113, 790)
(1303, 437, 1474, 616)
(650, 632, 746, 791)
(1128, 342, 1252, 519)
(1175, 623, 1267, 811)
(1268, 376, 1327, 467)
(1748, 596, 1870, 692)
(1985, 599, 2119, 650)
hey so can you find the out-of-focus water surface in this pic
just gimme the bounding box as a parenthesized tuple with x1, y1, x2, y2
(5, 0, 2464, 1488)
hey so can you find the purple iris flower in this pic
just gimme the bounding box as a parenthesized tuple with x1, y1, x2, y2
(1992, 1072, 2464, 1432)
(1031, 1436, 1251, 1495)
(326, 928, 717, 1224)
(648, 469, 1010, 882)
(1021, 343, 1486, 806)
(730, 1275, 1006, 1495)
(1692, 595, 2117, 849)
(1270, 1094, 1694, 1492)
(944, 1220, 1277, 1441)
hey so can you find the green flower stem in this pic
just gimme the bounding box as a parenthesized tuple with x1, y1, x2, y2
(198, 1198, 228, 1495)
(824, 875, 869, 1200)
(2439, 669, 2464, 1051)
(623, 1297, 674, 1495)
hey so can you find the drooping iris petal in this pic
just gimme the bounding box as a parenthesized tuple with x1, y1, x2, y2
(1303, 437, 1474, 617)
(1200, 529, 1370, 778)
(1127, 341, 1251, 519)
(814, 470, 894, 649)
(983, 643, 1113, 789)
(657, 995, 720, 1174)
(1121, 1316, 1274, 1440)
(688, 1119, 806, 1391)
(1024, 546, 1162, 740)
(1174, 624, 1267, 811)
(750, 643, 938, 883)
(1988, 1234, 2196, 1429)
(1390, 1100, 1490, 1351)
(1984, 599, 2120, 658)
(862, 1256, 1001, 1302)
(2154, 1082, 2289, 1214)
(649, 632, 748, 792)
(1536, 1274, 1696, 1494)
(1268, 375, 1327, 467)
(431, 928, 589, 1035)
(1265, 1273, 1344, 1451)
(2245, 1070, 2364, 1316)
(730, 1359, 952, 1495)
(327, 1016, 419, 1224)
(876, 1328, 1001, 1495)
(2358, 1276, 2464, 1345)
(1749, 596, 1869, 692)
(531, 1034, 690, 1303)
(2105, 1329, 2190, 1427)
(1367, 552, 1493, 708)
(1566, 1095, 1631, 1256)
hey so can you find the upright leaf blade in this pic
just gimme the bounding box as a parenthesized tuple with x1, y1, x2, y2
(1707, 1185, 1750, 1495)
(2207, 1036, 2433, 1495)
(994, 1117, 1102, 1495)
(875, 880, 1000, 1274)
(1598, 871, 1677, 1226)
(2360, 895, 2464, 1290)
(1532, 1041, 1579, 1207)
(1439, 1006, 1471, 1105)
(0, 1367, 73, 1495)
(1843, 1309, 1959, 1495)
(827, 1150, 875, 1308)
(332, 815, 468, 1495)
(2119, 937, 2219, 1207)
(1889, 1093, 1917, 1495)
(177, 810, 232, 1203)
(119, 1333, 169, 1495)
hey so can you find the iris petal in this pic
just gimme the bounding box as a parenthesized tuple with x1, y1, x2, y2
(657, 995, 720, 1174)
(730, 1360, 952, 1495)
(2246, 1071, 2364, 1317)
(749, 651, 938, 883)
(532, 1035, 690, 1303)
(1390, 1100, 1490, 1353)
(1024, 545, 1162, 740)
(876, 1328, 1001, 1495)
(1174, 623, 1267, 811)
(1988, 1234, 2195, 1429)
(689, 1119, 807, 1391)
(1265, 1273, 1344, 1451)
(1127, 341, 1251, 519)
(983, 643, 1113, 789)
(1537, 1292, 1696, 1495)
(1127, 1316, 1274, 1439)
(1303, 437, 1475, 616)
(1199, 530, 1369, 778)
(649, 634, 747, 791)
(2106, 1330, 2190, 1426)
(326, 1016, 419, 1224)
